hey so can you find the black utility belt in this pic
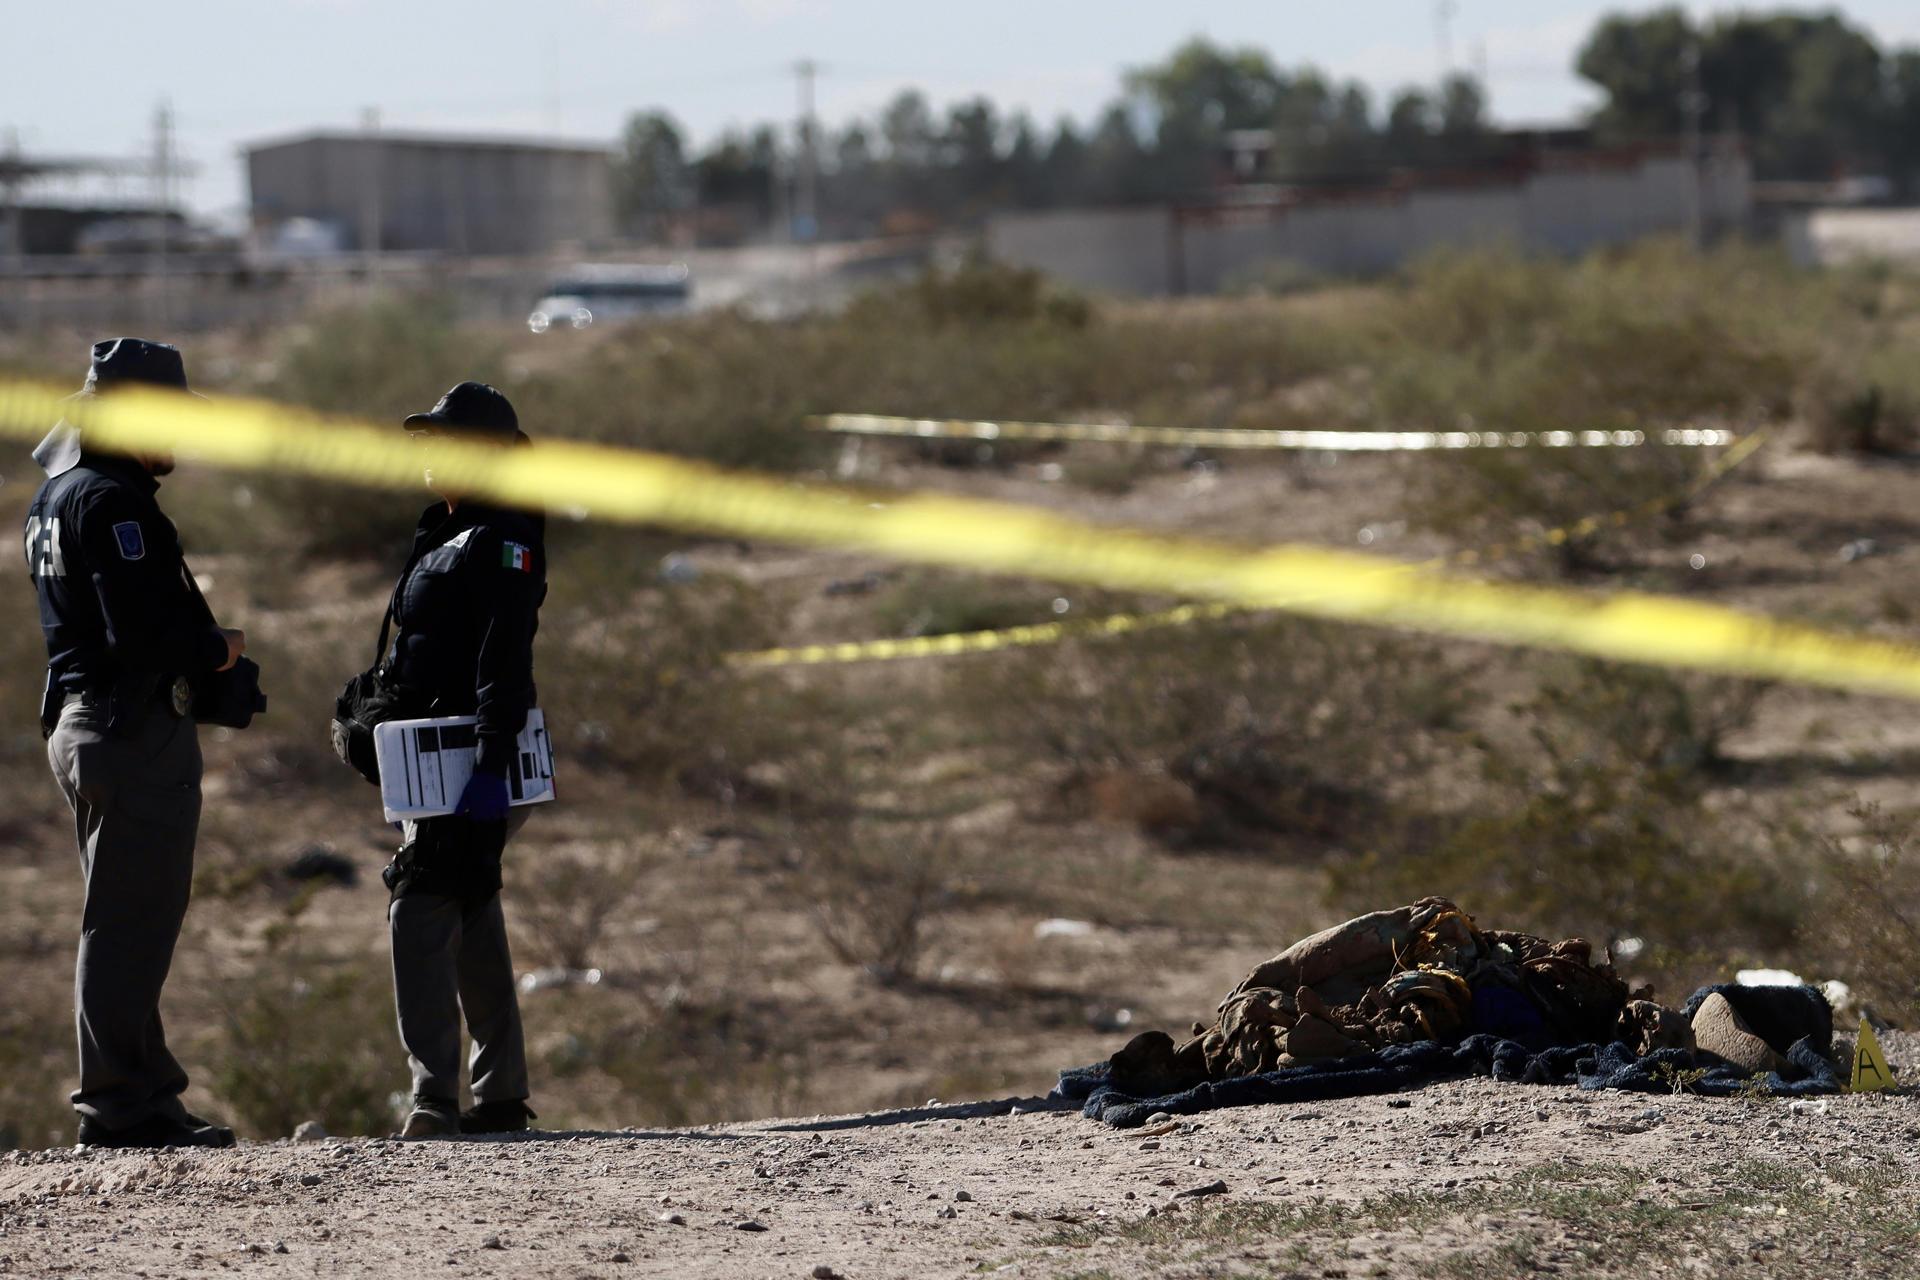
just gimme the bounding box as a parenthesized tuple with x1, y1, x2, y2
(62, 676, 193, 718)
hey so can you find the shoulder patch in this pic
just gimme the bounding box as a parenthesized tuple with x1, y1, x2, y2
(502, 541, 535, 573)
(112, 521, 146, 561)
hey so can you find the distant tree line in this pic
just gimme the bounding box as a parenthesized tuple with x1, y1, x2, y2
(1578, 7, 1920, 190)
(614, 9, 1920, 241)
(613, 38, 1496, 241)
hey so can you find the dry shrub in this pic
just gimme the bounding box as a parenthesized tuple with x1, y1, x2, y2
(788, 821, 960, 986)
(1333, 659, 1794, 963)
(510, 841, 657, 971)
(0, 964, 76, 1150)
(1383, 242, 1808, 571)
(964, 614, 1471, 845)
(1807, 802, 1920, 1025)
(540, 568, 805, 790)
(202, 934, 398, 1139)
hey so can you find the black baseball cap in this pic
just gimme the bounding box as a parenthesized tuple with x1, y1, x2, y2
(403, 382, 521, 438)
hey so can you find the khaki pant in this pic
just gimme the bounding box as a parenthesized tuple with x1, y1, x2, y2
(47, 700, 202, 1130)
(387, 810, 530, 1105)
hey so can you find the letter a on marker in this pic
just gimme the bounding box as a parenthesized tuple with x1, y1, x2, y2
(1850, 1018, 1895, 1093)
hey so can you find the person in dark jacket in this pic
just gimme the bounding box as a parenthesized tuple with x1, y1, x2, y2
(379, 382, 547, 1139)
(25, 338, 246, 1150)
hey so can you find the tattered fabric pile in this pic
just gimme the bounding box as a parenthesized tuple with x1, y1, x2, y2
(1057, 898, 1843, 1128)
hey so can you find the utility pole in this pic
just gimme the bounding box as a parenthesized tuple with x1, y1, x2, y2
(360, 106, 384, 282)
(1434, 0, 1458, 83)
(151, 100, 173, 328)
(793, 58, 820, 245)
(1680, 41, 1706, 250)
(3, 128, 23, 285)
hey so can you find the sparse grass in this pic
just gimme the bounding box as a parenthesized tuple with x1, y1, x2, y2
(1034, 1160, 1917, 1279)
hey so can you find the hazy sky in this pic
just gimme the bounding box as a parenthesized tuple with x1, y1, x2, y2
(9, 1, 1920, 219)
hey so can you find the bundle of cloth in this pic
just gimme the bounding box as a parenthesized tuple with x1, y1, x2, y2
(1064, 897, 1841, 1126)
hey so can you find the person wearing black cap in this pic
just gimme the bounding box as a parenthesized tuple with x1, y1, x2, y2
(24, 338, 246, 1149)
(375, 382, 547, 1139)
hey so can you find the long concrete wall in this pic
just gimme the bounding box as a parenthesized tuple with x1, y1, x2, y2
(248, 135, 613, 256)
(988, 152, 1753, 296)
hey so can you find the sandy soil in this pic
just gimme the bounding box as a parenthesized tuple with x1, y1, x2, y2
(1, 1032, 1914, 1280)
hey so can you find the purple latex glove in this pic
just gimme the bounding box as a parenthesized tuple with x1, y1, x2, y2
(455, 770, 510, 822)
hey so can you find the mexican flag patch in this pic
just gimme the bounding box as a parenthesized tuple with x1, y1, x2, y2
(502, 541, 534, 573)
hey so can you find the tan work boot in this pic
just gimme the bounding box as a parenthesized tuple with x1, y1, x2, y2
(398, 1095, 459, 1139)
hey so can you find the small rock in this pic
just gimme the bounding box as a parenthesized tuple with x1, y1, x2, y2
(291, 1121, 328, 1144)
(1386, 1099, 1411, 1110)
(937, 1206, 957, 1219)
(1146, 1112, 1173, 1125)
(611, 1251, 631, 1263)
(658, 1212, 685, 1226)
(273, 1242, 289, 1255)
(954, 1189, 973, 1202)
(734, 1220, 768, 1232)
(298, 1174, 322, 1188)
(481, 1235, 504, 1250)
(812, 1267, 843, 1280)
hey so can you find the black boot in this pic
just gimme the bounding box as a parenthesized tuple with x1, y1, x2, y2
(77, 1114, 235, 1150)
(459, 1100, 536, 1135)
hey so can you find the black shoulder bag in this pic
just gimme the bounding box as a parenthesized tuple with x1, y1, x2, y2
(331, 604, 426, 786)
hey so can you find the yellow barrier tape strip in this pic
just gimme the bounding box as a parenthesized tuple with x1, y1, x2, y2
(3, 382, 1911, 701)
(734, 429, 1772, 668)
(818, 413, 1739, 452)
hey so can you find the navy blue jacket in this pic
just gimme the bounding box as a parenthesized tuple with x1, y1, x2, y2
(25, 452, 228, 704)
(385, 501, 546, 776)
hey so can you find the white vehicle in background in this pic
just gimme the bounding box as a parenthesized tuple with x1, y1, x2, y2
(527, 263, 692, 333)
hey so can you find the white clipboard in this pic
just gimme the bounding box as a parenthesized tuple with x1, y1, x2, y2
(374, 709, 556, 824)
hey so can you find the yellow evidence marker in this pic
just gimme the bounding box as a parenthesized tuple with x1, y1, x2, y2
(1850, 1019, 1896, 1093)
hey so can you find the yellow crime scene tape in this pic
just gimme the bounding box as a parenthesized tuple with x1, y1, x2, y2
(817, 413, 1739, 452)
(5, 380, 1918, 702)
(736, 428, 1772, 667)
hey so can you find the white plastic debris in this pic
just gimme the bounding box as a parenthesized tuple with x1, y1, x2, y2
(517, 967, 604, 995)
(1737, 968, 1807, 987)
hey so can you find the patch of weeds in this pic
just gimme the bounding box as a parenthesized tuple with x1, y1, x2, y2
(1653, 1061, 1712, 1096)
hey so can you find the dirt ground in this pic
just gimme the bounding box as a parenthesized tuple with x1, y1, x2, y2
(0, 1031, 1914, 1280)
